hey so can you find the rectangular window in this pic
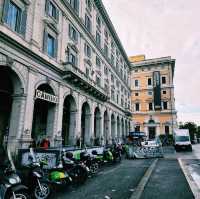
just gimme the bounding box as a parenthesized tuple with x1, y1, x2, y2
(67, 48, 78, 66)
(135, 80, 139, 87)
(111, 54, 114, 65)
(47, 34, 55, 57)
(96, 15, 101, 28)
(49, 2, 56, 19)
(162, 76, 166, 84)
(104, 66, 108, 75)
(148, 78, 152, 86)
(116, 94, 119, 104)
(163, 90, 166, 94)
(69, 24, 78, 42)
(6, 2, 21, 32)
(104, 44, 108, 57)
(148, 91, 153, 96)
(84, 43, 91, 58)
(165, 126, 170, 135)
(163, 101, 168, 110)
(135, 103, 140, 111)
(135, 126, 140, 132)
(104, 29, 108, 40)
(96, 76, 101, 86)
(68, 0, 79, 13)
(96, 31, 101, 47)
(86, 0, 92, 11)
(96, 56, 101, 68)
(135, 92, 139, 96)
(149, 103, 153, 111)
(85, 14, 91, 32)
(86, 68, 90, 77)
(111, 89, 115, 101)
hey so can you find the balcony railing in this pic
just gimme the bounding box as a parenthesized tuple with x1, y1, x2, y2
(62, 62, 108, 101)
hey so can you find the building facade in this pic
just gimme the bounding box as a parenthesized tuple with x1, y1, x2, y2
(130, 55, 177, 139)
(0, 0, 132, 152)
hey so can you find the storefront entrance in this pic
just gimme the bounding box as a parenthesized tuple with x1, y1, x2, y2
(0, 69, 13, 146)
(148, 127, 156, 139)
(32, 84, 57, 145)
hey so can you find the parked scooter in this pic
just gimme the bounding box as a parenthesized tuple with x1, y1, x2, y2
(0, 148, 29, 199)
(62, 151, 89, 184)
(79, 151, 99, 175)
(39, 151, 72, 188)
(18, 148, 51, 199)
(92, 148, 114, 166)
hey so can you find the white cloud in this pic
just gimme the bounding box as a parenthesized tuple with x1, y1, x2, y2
(102, 0, 200, 124)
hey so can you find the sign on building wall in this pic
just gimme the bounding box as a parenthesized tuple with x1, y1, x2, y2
(35, 89, 59, 103)
(153, 71, 161, 110)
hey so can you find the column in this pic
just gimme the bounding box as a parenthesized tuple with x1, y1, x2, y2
(8, 94, 26, 151)
(68, 111, 78, 145)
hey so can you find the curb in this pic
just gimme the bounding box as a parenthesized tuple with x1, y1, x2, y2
(130, 158, 158, 199)
(178, 158, 200, 199)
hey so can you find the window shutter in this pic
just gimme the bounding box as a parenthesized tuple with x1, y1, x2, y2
(54, 37, 58, 58)
(56, 7, 59, 22)
(68, 24, 71, 38)
(43, 29, 48, 52)
(20, 9, 27, 36)
(2, 0, 10, 23)
(75, 0, 79, 14)
(45, 0, 50, 14)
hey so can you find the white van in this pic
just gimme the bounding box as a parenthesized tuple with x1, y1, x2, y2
(174, 129, 192, 151)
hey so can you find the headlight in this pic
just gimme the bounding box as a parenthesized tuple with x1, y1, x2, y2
(9, 176, 21, 184)
(33, 171, 42, 178)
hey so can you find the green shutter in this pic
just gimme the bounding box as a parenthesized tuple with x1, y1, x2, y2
(45, 0, 50, 14)
(2, 0, 10, 23)
(68, 24, 71, 38)
(20, 9, 27, 36)
(43, 29, 48, 53)
(56, 7, 59, 22)
(54, 37, 58, 58)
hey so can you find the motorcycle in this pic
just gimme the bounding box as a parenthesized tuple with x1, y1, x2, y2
(18, 148, 51, 199)
(0, 148, 29, 199)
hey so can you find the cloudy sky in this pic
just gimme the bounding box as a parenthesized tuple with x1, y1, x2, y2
(102, 0, 200, 125)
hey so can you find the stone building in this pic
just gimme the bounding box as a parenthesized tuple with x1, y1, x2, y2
(0, 0, 132, 152)
(130, 55, 177, 139)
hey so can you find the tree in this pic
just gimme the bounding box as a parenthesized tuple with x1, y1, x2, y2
(179, 122, 197, 141)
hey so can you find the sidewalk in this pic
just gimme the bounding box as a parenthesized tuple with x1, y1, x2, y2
(179, 159, 200, 199)
(140, 159, 194, 199)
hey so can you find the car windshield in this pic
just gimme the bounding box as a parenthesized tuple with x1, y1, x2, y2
(175, 136, 189, 142)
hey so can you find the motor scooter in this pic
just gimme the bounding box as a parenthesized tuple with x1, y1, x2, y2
(0, 149, 29, 199)
(18, 148, 51, 199)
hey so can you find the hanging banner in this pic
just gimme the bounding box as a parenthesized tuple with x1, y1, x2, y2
(35, 89, 58, 103)
(153, 71, 161, 110)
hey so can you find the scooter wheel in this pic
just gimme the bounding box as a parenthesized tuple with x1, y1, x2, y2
(34, 182, 51, 199)
(7, 190, 30, 199)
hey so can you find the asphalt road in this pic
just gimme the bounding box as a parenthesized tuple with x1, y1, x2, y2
(51, 159, 153, 199)
(49, 146, 198, 199)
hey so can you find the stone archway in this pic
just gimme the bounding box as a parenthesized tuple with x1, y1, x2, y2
(0, 67, 24, 148)
(81, 102, 91, 147)
(103, 110, 109, 145)
(117, 116, 120, 140)
(32, 84, 57, 145)
(94, 107, 101, 146)
(62, 95, 77, 146)
(111, 114, 116, 142)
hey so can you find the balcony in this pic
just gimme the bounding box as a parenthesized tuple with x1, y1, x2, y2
(62, 62, 108, 101)
(125, 107, 132, 117)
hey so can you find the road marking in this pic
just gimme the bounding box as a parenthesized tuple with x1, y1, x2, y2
(130, 159, 158, 199)
(178, 158, 200, 199)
